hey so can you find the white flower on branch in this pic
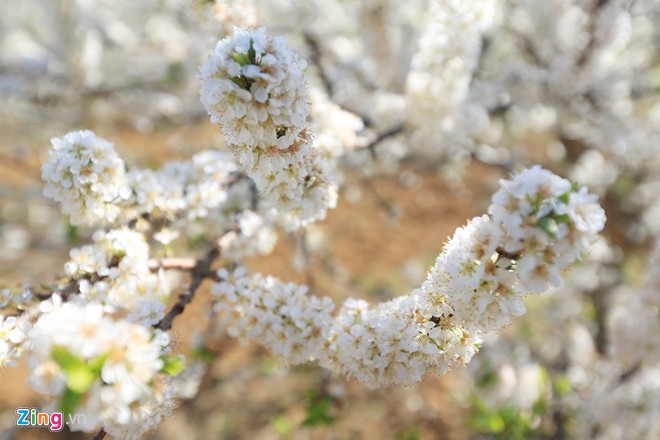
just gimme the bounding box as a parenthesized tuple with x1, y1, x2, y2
(211, 167, 605, 387)
(0, 314, 31, 368)
(41, 130, 132, 227)
(28, 302, 174, 436)
(200, 28, 338, 230)
(405, 0, 499, 160)
(65, 228, 178, 326)
(199, 26, 309, 150)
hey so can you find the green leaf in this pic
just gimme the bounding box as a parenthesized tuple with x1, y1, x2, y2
(486, 413, 506, 433)
(52, 347, 106, 416)
(302, 396, 335, 427)
(231, 52, 251, 66)
(532, 398, 548, 417)
(67, 364, 99, 393)
(59, 387, 85, 418)
(554, 375, 572, 397)
(229, 75, 251, 90)
(537, 216, 559, 237)
(247, 38, 257, 64)
(66, 222, 79, 243)
(52, 347, 106, 393)
(192, 347, 215, 364)
(52, 346, 82, 371)
(161, 354, 185, 376)
(477, 370, 499, 388)
(396, 427, 420, 440)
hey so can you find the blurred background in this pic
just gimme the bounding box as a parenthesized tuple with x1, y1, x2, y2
(1, 0, 660, 439)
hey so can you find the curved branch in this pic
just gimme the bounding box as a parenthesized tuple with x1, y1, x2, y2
(153, 246, 221, 331)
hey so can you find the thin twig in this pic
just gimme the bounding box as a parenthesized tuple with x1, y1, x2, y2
(304, 32, 334, 97)
(148, 257, 197, 272)
(153, 246, 221, 331)
(91, 428, 106, 440)
(303, 32, 374, 127)
(576, 0, 610, 67)
(362, 125, 404, 159)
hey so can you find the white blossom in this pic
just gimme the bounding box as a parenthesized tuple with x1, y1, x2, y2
(211, 167, 605, 387)
(41, 130, 132, 226)
(28, 302, 171, 434)
(199, 27, 309, 150)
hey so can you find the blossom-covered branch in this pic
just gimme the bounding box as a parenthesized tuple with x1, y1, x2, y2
(212, 166, 606, 387)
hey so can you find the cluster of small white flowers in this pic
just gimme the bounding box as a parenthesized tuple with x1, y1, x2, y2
(212, 266, 335, 364)
(129, 149, 265, 240)
(405, 0, 498, 159)
(199, 28, 338, 230)
(211, 167, 605, 387)
(199, 27, 308, 150)
(126, 147, 276, 246)
(41, 130, 132, 227)
(488, 166, 606, 290)
(104, 360, 207, 439)
(128, 150, 238, 220)
(420, 166, 606, 338)
(28, 302, 172, 436)
(64, 228, 177, 326)
(321, 293, 463, 387)
(0, 284, 35, 310)
(42, 131, 275, 256)
(221, 210, 278, 260)
(0, 314, 32, 368)
(103, 375, 177, 440)
(233, 129, 338, 230)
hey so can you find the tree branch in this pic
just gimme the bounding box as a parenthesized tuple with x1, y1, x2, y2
(91, 428, 106, 440)
(148, 257, 198, 272)
(361, 124, 404, 159)
(153, 246, 221, 331)
(304, 32, 334, 97)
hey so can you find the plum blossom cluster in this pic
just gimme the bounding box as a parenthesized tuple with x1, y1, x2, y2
(0, 313, 31, 368)
(126, 149, 273, 250)
(405, 0, 498, 160)
(0, 286, 60, 369)
(212, 266, 335, 365)
(1, 291, 207, 438)
(231, 129, 338, 230)
(27, 302, 177, 438)
(433, 166, 605, 335)
(63, 228, 178, 326)
(198, 27, 308, 150)
(199, 27, 338, 230)
(211, 167, 605, 387)
(41, 130, 132, 227)
(41, 130, 277, 257)
(487, 166, 606, 292)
